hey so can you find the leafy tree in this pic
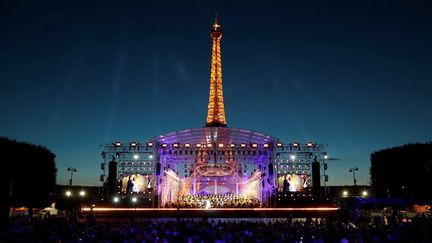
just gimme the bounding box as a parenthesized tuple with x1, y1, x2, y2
(0, 137, 57, 210)
(370, 143, 432, 200)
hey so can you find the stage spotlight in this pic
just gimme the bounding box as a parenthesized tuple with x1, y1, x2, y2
(252, 144, 258, 148)
(324, 154, 329, 159)
(362, 191, 368, 197)
(207, 143, 213, 147)
(290, 154, 296, 160)
(113, 197, 119, 203)
(149, 154, 153, 159)
(342, 191, 348, 197)
(218, 143, 224, 148)
(131, 197, 137, 203)
(229, 143, 235, 148)
(130, 142, 137, 146)
(114, 142, 122, 146)
(240, 143, 246, 148)
(196, 143, 202, 147)
(173, 143, 179, 148)
(184, 143, 190, 148)
(276, 142, 283, 147)
(146, 142, 154, 147)
(263, 143, 269, 148)
(162, 143, 168, 148)
(133, 154, 139, 160)
(307, 142, 314, 147)
(79, 190, 86, 197)
(65, 190, 72, 197)
(292, 142, 299, 147)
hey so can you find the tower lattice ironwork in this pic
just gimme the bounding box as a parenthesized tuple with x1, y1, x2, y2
(206, 12, 227, 127)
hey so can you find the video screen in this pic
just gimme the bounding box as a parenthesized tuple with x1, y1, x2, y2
(120, 174, 154, 193)
(277, 174, 308, 192)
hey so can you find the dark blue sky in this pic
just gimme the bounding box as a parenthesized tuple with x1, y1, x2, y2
(1, 1, 431, 186)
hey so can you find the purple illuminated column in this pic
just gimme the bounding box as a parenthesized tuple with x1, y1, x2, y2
(214, 179, 217, 194)
(193, 175, 196, 194)
(236, 183, 239, 196)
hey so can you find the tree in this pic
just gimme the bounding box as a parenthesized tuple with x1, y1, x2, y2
(370, 143, 432, 200)
(0, 137, 57, 210)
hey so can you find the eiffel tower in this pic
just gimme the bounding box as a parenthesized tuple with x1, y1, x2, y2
(206, 12, 227, 127)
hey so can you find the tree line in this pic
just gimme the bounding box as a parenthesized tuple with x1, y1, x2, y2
(0, 137, 56, 209)
(370, 142, 432, 200)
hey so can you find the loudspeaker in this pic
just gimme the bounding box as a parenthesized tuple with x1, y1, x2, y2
(107, 160, 117, 198)
(153, 194, 158, 208)
(156, 162, 161, 176)
(268, 163, 273, 176)
(312, 160, 321, 198)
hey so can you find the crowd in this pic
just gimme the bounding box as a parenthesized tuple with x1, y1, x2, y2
(164, 194, 261, 208)
(1, 214, 432, 242)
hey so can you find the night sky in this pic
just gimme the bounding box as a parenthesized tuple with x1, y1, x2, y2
(1, 1, 431, 186)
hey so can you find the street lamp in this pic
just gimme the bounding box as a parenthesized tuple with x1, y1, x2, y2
(67, 167, 77, 186)
(349, 167, 359, 186)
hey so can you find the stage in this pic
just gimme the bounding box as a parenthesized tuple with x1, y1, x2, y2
(82, 206, 340, 219)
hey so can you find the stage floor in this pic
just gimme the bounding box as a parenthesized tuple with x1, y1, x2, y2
(82, 207, 340, 219)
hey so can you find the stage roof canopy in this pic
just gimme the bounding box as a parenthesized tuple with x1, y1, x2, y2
(153, 127, 280, 145)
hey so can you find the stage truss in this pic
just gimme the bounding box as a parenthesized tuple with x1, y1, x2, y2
(101, 136, 328, 207)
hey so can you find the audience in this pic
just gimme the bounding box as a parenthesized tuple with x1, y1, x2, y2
(1, 213, 431, 242)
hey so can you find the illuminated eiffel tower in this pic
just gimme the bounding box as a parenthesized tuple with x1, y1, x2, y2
(205, 12, 227, 127)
